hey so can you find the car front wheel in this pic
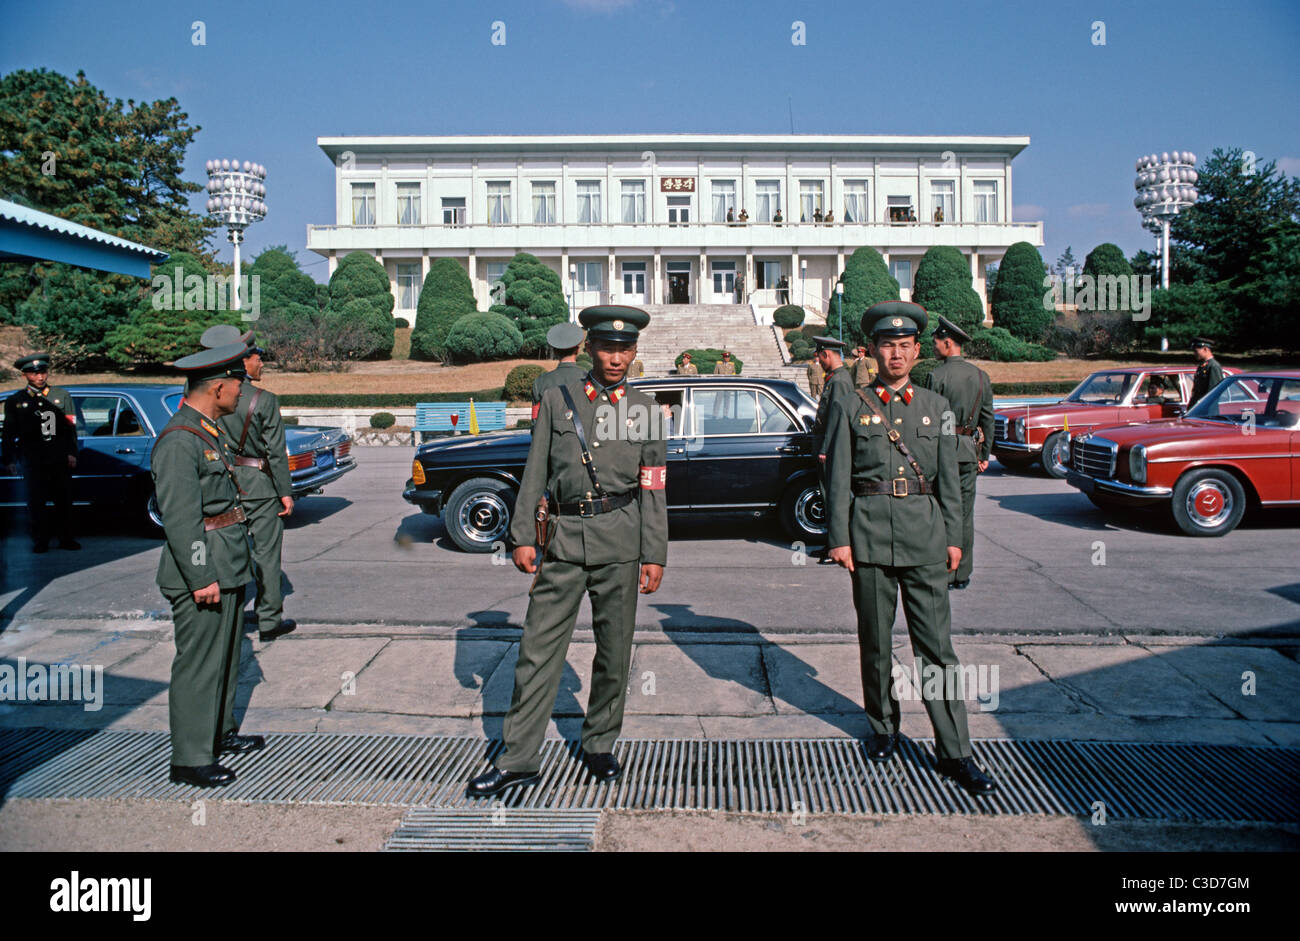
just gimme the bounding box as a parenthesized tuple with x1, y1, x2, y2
(1170, 469, 1246, 537)
(780, 480, 826, 544)
(142, 490, 164, 535)
(443, 477, 517, 553)
(1041, 432, 1069, 479)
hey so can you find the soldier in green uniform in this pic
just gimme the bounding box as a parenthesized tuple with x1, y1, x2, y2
(3, 354, 79, 552)
(850, 344, 877, 387)
(806, 356, 825, 397)
(468, 306, 668, 797)
(152, 342, 265, 788)
(678, 352, 699, 376)
(201, 325, 297, 642)
(531, 322, 586, 421)
(714, 350, 737, 375)
(824, 302, 995, 796)
(810, 337, 852, 563)
(1189, 337, 1224, 407)
(921, 315, 993, 590)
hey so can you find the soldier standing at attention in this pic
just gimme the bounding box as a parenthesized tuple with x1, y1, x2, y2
(1189, 337, 1224, 407)
(806, 355, 825, 398)
(922, 314, 993, 590)
(201, 326, 297, 643)
(850, 344, 877, 387)
(3, 354, 78, 552)
(153, 342, 266, 788)
(468, 306, 667, 797)
(823, 302, 995, 796)
(678, 352, 699, 375)
(714, 350, 737, 375)
(810, 336, 852, 563)
(531, 322, 586, 420)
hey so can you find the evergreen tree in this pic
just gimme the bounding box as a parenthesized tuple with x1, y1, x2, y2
(911, 246, 984, 333)
(990, 241, 1051, 341)
(410, 258, 477, 361)
(493, 253, 568, 356)
(824, 246, 900, 347)
(323, 251, 395, 359)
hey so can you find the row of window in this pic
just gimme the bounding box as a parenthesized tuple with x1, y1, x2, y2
(350, 178, 1002, 226)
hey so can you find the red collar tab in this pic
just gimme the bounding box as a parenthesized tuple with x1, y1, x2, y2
(199, 418, 221, 438)
(584, 380, 597, 401)
(872, 382, 913, 405)
(873, 383, 891, 404)
(901, 385, 914, 404)
(609, 384, 626, 404)
(584, 379, 625, 402)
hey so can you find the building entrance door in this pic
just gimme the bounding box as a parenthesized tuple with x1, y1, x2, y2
(668, 272, 690, 303)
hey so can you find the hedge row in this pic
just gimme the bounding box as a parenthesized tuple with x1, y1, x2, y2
(990, 381, 1077, 395)
(278, 388, 504, 408)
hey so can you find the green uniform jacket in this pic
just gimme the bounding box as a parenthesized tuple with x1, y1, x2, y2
(923, 356, 994, 463)
(531, 361, 586, 407)
(151, 403, 253, 591)
(812, 365, 855, 453)
(2, 385, 77, 465)
(218, 382, 292, 500)
(823, 382, 962, 566)
(509, 375, 668, 566)
(1190, 357, 1225, 406)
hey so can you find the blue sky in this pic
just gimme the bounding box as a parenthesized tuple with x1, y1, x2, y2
(3, 0, 1298, 280)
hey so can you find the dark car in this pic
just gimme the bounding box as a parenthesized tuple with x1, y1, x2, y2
(1, 383, 356, 531)
(404, 376, 825, 552)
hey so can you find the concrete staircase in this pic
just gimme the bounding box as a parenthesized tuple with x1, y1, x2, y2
(634, 304, 804, 383)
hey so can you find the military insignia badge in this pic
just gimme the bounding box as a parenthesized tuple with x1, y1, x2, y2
(612, 319, 624, 331)
(564, 410, 573, 420)
(892, 318, 903, 327)
(871, 415, 882, 424)
(922, 416, 931, 425)
(859, 415, 870, 425)
(200, 418, 220, 437)
(204, 449, 219, 462)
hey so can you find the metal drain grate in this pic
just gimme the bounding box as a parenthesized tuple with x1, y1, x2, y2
(384, 808, 601, 851)
(1, 729, 1296, 823)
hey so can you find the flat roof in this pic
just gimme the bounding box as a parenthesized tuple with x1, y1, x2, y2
(317, 133, 1030, 160)
(0, 199, 168, 278)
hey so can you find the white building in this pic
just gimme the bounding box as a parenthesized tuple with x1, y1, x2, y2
(306, 134, 1042, 320)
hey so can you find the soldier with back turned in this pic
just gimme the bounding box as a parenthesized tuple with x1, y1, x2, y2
(531, 322, 586, 421)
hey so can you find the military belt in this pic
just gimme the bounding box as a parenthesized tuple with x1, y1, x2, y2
(233, 455, 268, 471)
(552, 491, 634, 517)
(852, 477, 934, 497)
(203, 506, 247, 531)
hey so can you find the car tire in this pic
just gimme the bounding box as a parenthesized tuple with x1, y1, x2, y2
(443, 477, 517, 553)
(1170, 469, 1246, 537)
(1041, 432, 1069, 479)
(780, 479, 826, 544)
(139, 489, 164, 536)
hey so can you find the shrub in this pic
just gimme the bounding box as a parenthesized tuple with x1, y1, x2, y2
(1141, 281, 1242, 350)
(411, 258, 477, 361)
(1078, 243, 1134, 313)
(676, 348, 743, 374)
(323, 251, 395, 360)
(825, 247, 900, 348)
(773, 304, 805, 328)
(442, 312, 523, 363)
(493, 253, 568, 345)
(965, 326, 1056, 362)
(912, 246, 985, 334)
(370, 411, 396, 429)
(394, 317, 410, 329)
(576, 352, 592, 369)
(505, 363, 547, 401)
(788, 339, 814, 361)
(991, 241, 1051, 342)
(514, 419, 535, 430)
(282, 416, 299, 426)
(1043, 312, 1138, 357)
(255, 304, 379, 371)
(909, 357, 939, 386)
(784, 329, 803, 344)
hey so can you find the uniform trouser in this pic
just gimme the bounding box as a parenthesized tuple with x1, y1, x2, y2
(163, 585, 246, 766)
(850, 561, 972, 760)
(244, 497, 286, 628)
(954, 462, 978, 583)
(497, 558, 640, 773)
(21, 459, 73, 545)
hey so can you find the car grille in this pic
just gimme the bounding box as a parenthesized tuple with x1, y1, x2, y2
(994, 416, 1008, 441)
(1073, 437, 1118, 478)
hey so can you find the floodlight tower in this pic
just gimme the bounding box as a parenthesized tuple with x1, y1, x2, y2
(205, 159, 268, 311)
(1133, 151, 1198, 290)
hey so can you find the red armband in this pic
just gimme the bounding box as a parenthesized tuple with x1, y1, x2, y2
(639, 465, 667, 490)
(531, 403, 540, 420)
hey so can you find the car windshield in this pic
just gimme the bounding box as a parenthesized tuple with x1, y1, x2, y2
(1065, 372, 1139, 405)
(1186, 377, 1300, 428)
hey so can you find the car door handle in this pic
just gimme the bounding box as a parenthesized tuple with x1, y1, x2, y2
(776, 445, 801, 454)
(115, 447, 136, 454)
(668, 446, 685, 454)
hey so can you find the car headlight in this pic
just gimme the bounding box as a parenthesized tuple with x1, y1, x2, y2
(1013, 417, 1026, 442)
(411, 459, 426, 485)
(1129, 445, 1147, 484)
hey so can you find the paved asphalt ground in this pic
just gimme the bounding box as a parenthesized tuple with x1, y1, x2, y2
(2, 447, 1298, 851)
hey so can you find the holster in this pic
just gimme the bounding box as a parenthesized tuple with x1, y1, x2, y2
(531, 493, 554, 590)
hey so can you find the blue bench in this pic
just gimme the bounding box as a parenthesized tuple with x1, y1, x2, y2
(413, 401, 508, 442)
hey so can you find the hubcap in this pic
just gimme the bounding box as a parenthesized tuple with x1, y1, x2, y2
(795, 487, 826, 535)
(147, 493, 163, 527)
(458, 492, 508, 545)
(1187, 480, 1231, 528)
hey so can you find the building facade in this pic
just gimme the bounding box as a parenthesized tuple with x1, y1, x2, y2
(306, 134, 1042, 319)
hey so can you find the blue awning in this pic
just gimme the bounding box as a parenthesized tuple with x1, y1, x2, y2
(0, 199, 169, 278)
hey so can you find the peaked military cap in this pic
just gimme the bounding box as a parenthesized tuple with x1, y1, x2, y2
(862, 301, 929, 338)
(1191, 337, 1216, 350)
(812, 336, 846, 353)
(173, 342, 249, 383)
(931, 314, 972, 345)
(578, 305, 650, 343)
(14, 353, 52, 372)
(200, 324, 258, 353)
(546, 322, 585, 350)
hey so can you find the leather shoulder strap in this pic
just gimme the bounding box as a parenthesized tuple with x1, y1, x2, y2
(557, 385, 605, 496)
(854, 388, 928, 483)
(153, 425, 246, 495)
(237, 386, 263, 454)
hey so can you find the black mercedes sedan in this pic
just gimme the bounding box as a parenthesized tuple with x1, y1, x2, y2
(404, 376, 825, 552)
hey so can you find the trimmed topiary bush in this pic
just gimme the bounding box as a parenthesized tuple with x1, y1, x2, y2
(773, 304, 805, 328)
(411, 258, 478, 361)
(675, 348, 744, 375)
(442, 312, 523, 363)
(991, 241, 1051, 342)
(369, 411, 396, 429)
(1078, 242, 1136, 313)
(788, 339, 814, 361)
(912, 246, 985, 333)
(576, 352, 592, 369)
(323, 251, 396, 359)
(505, 363, 547, 401)
(825, 246, 900, 348)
